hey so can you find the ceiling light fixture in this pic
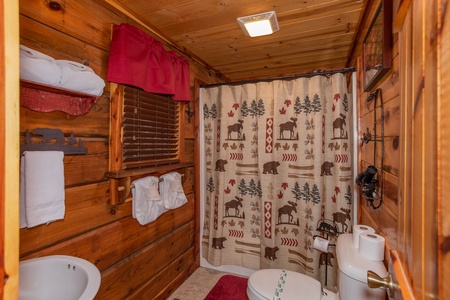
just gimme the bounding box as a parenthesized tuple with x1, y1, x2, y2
(237, 11, 279, 37)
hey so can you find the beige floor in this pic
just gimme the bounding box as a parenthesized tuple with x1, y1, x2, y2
(168, 267, 233, 300)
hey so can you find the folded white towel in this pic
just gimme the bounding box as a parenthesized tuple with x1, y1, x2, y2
(20, 45, 62, 86)
(131, 176, 166, 225)
(19, 45, 105, 96)
(20, 45, 55, 61)
(20, 151, 65, 228)
(159, 172, 187, 210)
(55, 60, 105, 96)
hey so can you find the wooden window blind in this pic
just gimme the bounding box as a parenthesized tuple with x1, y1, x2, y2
(122, 86, 180, 169)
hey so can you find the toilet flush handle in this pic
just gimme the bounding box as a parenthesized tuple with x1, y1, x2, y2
(367, 270, 396, 299)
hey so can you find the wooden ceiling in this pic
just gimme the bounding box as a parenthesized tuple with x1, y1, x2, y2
(108, 0, 365, 81)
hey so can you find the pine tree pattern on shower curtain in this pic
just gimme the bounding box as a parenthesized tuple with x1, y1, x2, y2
(201, 73, 353, 286)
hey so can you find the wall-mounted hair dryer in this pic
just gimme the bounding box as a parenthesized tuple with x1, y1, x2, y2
(355, 166, 382, 209)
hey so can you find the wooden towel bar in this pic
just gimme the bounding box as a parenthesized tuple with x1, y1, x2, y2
(105, 162, 193, 205)
(117, 174, 185, 191)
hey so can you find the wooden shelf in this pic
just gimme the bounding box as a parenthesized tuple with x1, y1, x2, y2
(20, 80, 99, 116)
(105, 162, 194, 179)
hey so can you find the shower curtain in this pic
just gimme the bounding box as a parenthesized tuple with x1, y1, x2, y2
(201, 73, 353, 286)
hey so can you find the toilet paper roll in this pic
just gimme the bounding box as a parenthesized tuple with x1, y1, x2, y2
(353, 225, 375, 248)
(358, 233, 385, 261)
(313, 237, 330, 253)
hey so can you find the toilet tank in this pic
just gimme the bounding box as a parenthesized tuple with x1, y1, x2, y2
(336, 234, 387, 300)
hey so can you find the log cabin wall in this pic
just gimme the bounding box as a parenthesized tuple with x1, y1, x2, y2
(352, 0, 401, 252)
(18, 0, 223, 299)
(352, 0, 442, 298)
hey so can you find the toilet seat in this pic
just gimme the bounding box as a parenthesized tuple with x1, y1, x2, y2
(247, 269, 324, 300)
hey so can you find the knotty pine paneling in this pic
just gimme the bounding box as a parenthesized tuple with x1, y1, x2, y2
(360, 203, 397, 248)
(19, 16, 110, 88)
(63, 154, 109, 186)
(20, 97, 110, 186)
(146, 0, 358, 37)
(20, 96, 110, 137)
(20, 182, 115, 256)
(209, 37, 353, 69)
(22, 197, 194, 271)
(440, 0, 450, 296)
(409, 1, 426, 293)
(410, 1, 439, 297)
(356, 0, 400, 255)
(184, 139, 195, 163)
(19, 0, 122, 52)
(380, 98, 401, 138)
(379, 136, 400, 177)
(185, 121, 195, 140)
(222, 49, 351, 80)
(359, 160, 398, 247)
(97, 221, 195, 299)
(382, 172, 399, 216)
(18, 0, 224, 298)
(129, 251, 195, 300)
(357, 1, 442, 297)
(115, 0, 363, 81)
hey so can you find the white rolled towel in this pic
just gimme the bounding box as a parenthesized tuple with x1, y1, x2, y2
(20, 45, 62, 86)
(55, 60, 105, 96)
(20, 151, 65, 228)
(132, 176, 166, 225)
(159, 172, 187, 210)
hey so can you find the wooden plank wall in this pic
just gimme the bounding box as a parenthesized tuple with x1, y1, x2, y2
(18, 0, 222, 299)
(352, 0, 442, 298)
(3, 0, 20, 298)
(354, 0, 400, 251)
(439, 0, 450, 297)
(397, 1, 439, 298)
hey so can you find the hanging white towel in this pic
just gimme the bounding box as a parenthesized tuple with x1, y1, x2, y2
(19, 156, 27, 229)
(20, 151, 65, 228)
(55, 60, 105, 96)
(20, 45, 62, 87)
(159, 172, 187, 210)
(131, 176, 166, 225)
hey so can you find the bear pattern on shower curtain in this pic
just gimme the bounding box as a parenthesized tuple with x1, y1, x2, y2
(202, 74, 353, 286)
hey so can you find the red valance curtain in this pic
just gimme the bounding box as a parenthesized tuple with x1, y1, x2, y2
(107, 23, 190, 101)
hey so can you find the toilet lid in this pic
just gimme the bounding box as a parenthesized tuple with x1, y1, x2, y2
(248, 269, 321, 300)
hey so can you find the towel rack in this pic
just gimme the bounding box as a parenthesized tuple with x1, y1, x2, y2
(21, 127, 88, 156)
(105, 162, 193, 205)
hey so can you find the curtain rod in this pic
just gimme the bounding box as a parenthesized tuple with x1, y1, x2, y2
(200, 67, 356, 88)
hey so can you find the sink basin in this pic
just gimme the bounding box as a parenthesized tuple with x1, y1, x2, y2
(19, 255, 101, 300)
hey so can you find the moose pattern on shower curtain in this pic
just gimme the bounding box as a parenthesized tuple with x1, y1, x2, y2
(202, 73, 353, 286)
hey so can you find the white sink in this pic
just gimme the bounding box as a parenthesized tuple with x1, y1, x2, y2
(19, 255, 101, 300)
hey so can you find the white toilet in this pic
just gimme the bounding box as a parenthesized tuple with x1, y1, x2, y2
(247, 234, 387, 300)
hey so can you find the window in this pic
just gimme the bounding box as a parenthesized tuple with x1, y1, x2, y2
(110, 84, 180, 171)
